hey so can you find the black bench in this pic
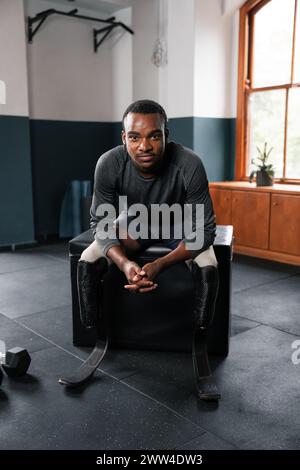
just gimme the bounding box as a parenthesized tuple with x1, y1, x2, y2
(69, 225, 233, 356)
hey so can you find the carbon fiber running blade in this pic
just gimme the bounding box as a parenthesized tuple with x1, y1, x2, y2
(58, 338, 108, 387)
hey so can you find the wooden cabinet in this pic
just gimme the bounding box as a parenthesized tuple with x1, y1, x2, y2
(209, 181, 300, 265)
(231, 190, 270, 249)
(210, 188, 231, 225)
(270, 194, 300, 256)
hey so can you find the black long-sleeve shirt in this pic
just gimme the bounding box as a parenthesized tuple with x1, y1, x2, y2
(90, 141, 216, 258)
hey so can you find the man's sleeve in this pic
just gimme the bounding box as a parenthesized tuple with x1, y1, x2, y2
(183, 157, 216, 258)
(90, 152, 121, 256)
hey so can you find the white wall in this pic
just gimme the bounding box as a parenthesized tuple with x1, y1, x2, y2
(131, 0, 159, 103)
(131, 0, 195, 119)
(0, 0, 241, 121)
(230, 10, 240, 117)
(111, 7, 133, 120)
(165, 0, 195, 118)
(25, 0, 130, 121)
(0, 0, 29, 116)
(130, 0, 240, 120)
(223, 0, 245, 16)
(193, 0, 238, 118)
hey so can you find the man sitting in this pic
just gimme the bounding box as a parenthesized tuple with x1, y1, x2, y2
(79, 99, 220, 401)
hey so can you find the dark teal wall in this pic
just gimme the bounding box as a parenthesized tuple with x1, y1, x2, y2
(193, 117, 236, 182)
(168, 117, 194, 149)
(112, 121, 123, 146)
(168, 116, 236, 182)
(30, 119, 118, 237)
(0, 115, 236, 241)
(0, 116, 35, 246)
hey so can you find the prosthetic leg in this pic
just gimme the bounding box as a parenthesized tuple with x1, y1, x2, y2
(191, 262, 221, 401)
(77, 258, 108, 329)
(58, 257, 109, 387)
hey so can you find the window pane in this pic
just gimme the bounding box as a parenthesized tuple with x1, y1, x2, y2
(252, 0, 295, 88)
(294, 1, 300, 82)
(286, 88, 300, 178)
(247, 90, 285, 177)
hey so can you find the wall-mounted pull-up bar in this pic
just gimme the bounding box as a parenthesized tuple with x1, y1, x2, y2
(27, 8, 134, 53)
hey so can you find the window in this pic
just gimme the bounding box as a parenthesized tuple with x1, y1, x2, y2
(236, 0, 300, 182)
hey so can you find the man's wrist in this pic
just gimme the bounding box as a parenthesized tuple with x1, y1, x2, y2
(106, 245, 130, 272)
(153, 242, 191, 271)
(154, 257, 166, 270)
(119, 258, 130, 272)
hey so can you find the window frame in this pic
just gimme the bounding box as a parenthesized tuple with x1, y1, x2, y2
(235, 0, 300, 183)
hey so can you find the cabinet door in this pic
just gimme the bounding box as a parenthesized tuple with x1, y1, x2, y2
(209, 188, 232, 225)
(232, 190, 270, 249)
(270, 194, 300, 256)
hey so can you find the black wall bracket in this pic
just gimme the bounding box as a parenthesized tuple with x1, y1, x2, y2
(27, 8, 134, 52)
(93, 20, 134, 52)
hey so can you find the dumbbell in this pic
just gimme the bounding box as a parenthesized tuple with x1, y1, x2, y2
(0, 347, 31, 378)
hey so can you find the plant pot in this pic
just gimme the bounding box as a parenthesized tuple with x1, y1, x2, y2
(256, 170, 274, 187)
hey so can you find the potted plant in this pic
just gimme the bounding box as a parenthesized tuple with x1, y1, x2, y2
(249, 142, 275, 187)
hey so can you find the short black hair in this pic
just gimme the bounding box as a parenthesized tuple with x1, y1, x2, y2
(122, 99, 168, 131)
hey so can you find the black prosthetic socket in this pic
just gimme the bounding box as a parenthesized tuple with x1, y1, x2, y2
(191, 263, 220, 400)
(77, 258, 108, 329)
(192, 264, 219, 329)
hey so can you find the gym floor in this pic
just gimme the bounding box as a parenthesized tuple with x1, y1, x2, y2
(0, 242, 299, 450)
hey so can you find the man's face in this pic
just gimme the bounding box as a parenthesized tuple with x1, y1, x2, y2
(122, 112, 168, 177)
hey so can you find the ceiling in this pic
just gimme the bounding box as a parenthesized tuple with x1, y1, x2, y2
(38, 0, 134, 15)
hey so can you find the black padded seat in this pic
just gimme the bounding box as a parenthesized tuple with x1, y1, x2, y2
(69, 225, 233, 355)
